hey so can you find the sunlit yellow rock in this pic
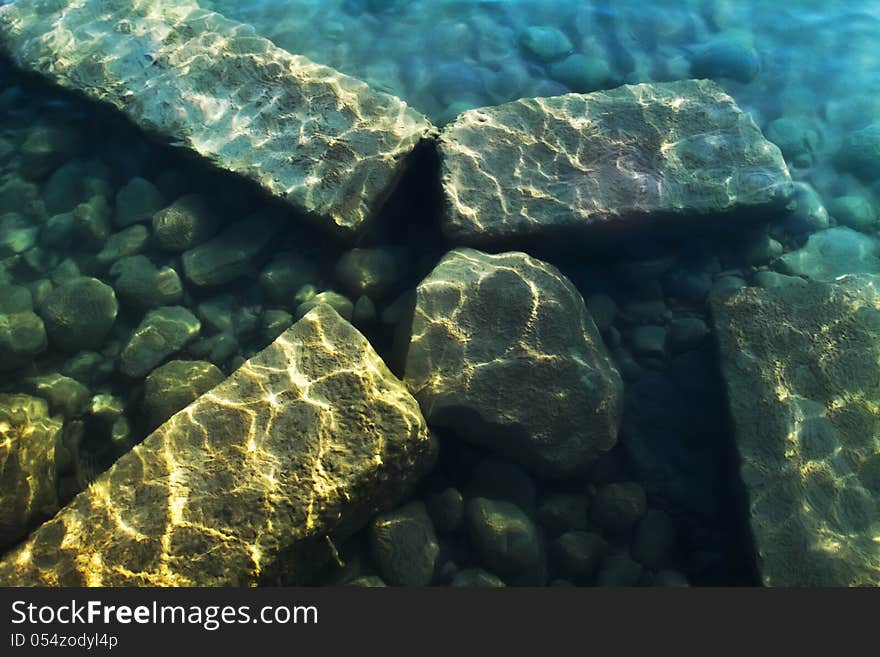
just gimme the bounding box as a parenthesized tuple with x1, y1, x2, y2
(712, 275, 880, 586)
(0, 305, 435, 586)
(0, 394, 60, 550)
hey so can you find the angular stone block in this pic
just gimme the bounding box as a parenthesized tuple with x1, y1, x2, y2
(0, 305, 435, 586)
(0, 0, 433, 237)
(712, 276, 880, 586)
(440, 80, 792, 245)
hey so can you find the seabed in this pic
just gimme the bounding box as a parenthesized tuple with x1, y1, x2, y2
(0, 0, 878, 587)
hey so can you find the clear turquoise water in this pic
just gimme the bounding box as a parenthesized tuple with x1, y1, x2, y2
(198, 0, 880, 213)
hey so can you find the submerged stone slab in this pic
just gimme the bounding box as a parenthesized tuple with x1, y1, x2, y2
(440, 80, 792, 245)
(0, 0, 432, 237)
(712, 277, 880, 586)
(0, 305, 435, 586)
(404, 248, 623, 478)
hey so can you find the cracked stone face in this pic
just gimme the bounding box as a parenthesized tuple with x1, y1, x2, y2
(0, 0, 433, 238)
(439, 79, 793, 245)
(404, 248, 623, 479)
(712, 276, 880, 586)
(0, 305, 435, 586)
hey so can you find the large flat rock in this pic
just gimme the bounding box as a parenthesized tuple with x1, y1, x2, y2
(712, 277, 880, 586)
(440, 80, 792, 245)
(0, 305, 435, 586)
(0, 0, 432, 237)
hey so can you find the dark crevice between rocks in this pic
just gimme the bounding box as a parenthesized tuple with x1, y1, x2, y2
(708, 306, 763, 586)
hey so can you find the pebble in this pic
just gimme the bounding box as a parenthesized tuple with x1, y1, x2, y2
(40, 277, 118, 352)
(89, 394, 124, 422)
(783, 182, 830, 235)
(26, 374, 90, 419)
(519, 26, 573, 62)
(370, 502, 439, 587)
(63, 351, 113, 385)
(548, 53, 610, 92)
(550, 531, 608, 580)
(119, 306, 201, 378)
(425, 487, 465, 534)
(689, 33, 760, 83)
(110, 255, 183, 310)
(261, 309, 293, 343)
(96, 225, 149, 265)
(151, 194, 221, 252)
(466, 497, 541, 576)
(836, 123, 880, 181)
(591, 482, 647, 534)
(182, 215, 279, 287)
(828, 195, 877, 232)
(143, 359, 225, 426)
(629, 325, 667, 360)
(0, 213, 38, 257)
(114, 177, 164, 227)
(537, 493, 589, 535)
(450, 569, 505, 587)
(752, 271, 808, 289)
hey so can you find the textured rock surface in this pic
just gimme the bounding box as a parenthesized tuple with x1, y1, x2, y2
(439, 80, 792, 244)
(0, 305, 435, 586)
(712, 277, 880, 586)
(0, 394, 61, 549)
(39, 277, 118, 353)
(182, 215, 279, 288)
(370, 501, 439, 587)
(404, 248, 622, 478)
(119, 306, 201, 378)
(0, 0, 432, 237)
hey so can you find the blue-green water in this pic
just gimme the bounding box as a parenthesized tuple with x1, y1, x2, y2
(0, 0, 879, 587)
(198, 0, 880, 218)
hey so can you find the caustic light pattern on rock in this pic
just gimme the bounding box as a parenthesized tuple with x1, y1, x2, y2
(0, 305, 435, 586)
(440, 79, 793, 244)
(0, 0, 433, 237)
(713, 276, 880, 586)
(404, 248, 623, 479)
